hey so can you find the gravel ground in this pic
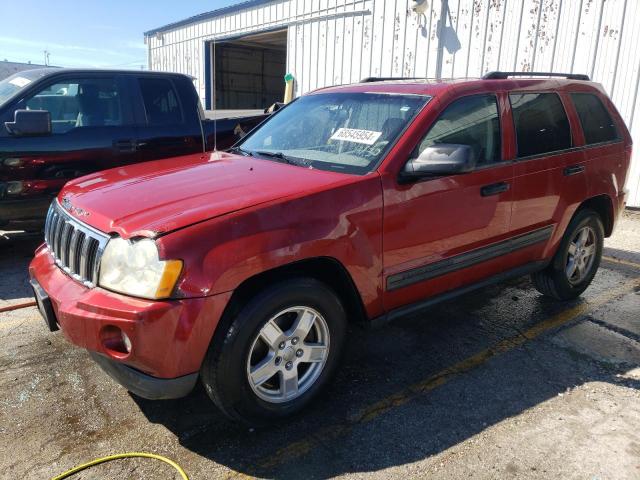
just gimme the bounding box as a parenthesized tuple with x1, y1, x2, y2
(0, 212, 638, 479)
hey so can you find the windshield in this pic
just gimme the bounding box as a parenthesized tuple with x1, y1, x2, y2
(238, 92, 429, 174)
(0, 70, 48, 107)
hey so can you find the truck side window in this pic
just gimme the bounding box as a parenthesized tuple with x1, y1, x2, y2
(24, 78, 124, 134)
(570, 93, 619, 145)
(509, 93, 571, 157)
(416, 95, 501, 165)
(138, 78, 184, 126)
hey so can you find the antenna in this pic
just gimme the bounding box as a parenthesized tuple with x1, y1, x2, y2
(213, 37, 217, 152)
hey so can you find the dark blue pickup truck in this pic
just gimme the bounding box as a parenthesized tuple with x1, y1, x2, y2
(0, 68, 266, 230)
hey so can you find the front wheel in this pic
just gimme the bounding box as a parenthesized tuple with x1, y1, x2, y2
(532, 209, 604, 300)
(201, 277, 346, 425)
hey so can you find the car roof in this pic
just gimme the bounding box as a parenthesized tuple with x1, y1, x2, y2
(311, 76, 606, 97)
(20, 67, 195, 80)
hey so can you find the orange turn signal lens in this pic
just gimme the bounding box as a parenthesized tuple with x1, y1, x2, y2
(154, 260, 183, 298)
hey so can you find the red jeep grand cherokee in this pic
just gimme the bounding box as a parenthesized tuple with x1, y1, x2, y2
(29, 72, 631, 424)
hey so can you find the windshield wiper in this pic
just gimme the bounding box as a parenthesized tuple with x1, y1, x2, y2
(253, 150, 288, 161)
(252, 150, 309, 167)
(228, 146, 252, 156)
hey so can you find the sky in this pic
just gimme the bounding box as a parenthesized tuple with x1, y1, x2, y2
(0, 0, 241, 69)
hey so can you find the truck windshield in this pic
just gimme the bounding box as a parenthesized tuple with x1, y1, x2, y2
(0, 70, 47, 107)
(238, 92, 430, 174)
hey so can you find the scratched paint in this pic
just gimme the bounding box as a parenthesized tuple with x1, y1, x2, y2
(145, 0, 640, 206)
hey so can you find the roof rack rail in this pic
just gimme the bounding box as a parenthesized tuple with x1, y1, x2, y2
(360, 77, 424, 83)
(482, 71, 590, 81)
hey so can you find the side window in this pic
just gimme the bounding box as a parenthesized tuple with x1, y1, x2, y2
(570, 93, 618, 145)
(509, 93, 571, 157)
(24, 78, 124, 134)
(416, 95, 501, 166)
(138, 78, 184, 126)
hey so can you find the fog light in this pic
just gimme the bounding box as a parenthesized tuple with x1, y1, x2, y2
(6, 181, 24, 195)
(122, 331, 132, 353)
(100, 325, 132, 357)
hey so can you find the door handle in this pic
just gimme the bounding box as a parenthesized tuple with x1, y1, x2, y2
(113, 139, 137, 152)
(564, 165, 585, 176)
(481, 182, 510, 197)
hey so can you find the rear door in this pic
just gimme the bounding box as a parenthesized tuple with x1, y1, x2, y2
(130, 75, 204, 161)
(507, 91, 588, 266)
(569, 92, 626, 203)
(382, 93, 514, 311)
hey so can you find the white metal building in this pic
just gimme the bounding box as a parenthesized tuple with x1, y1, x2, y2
(145, 0, 640, 206)
(0, 60, 50, 81)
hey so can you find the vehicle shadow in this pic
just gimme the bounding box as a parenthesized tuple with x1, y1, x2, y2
(0, 231, 42, 302)
(603, 245, 640, 265)
(132, 268, 639, 478)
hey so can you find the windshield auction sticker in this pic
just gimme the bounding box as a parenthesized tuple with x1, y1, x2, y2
(330, 128, 382, 145)
(9, 77, 31, 88)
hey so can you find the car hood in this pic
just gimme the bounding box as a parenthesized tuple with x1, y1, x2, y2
(59, 151, 351, 238)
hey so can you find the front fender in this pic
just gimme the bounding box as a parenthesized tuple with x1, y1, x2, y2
(159, 174, 385, 318)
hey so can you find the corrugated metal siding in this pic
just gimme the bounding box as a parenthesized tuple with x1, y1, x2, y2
(147, 0, 640, 206)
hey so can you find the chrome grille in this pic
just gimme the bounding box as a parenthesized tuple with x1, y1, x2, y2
(44, 201, 110, 288)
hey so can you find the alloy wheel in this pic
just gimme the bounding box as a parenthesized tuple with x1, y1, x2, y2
(246, 306, 330, 403)
(566, 226, 597, 285)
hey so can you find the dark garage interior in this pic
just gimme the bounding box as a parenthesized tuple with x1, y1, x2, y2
(211, 29, 287, 110)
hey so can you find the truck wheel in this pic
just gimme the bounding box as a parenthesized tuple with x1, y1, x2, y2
(532, 209, 604, 301)
(201, 277, 346, 425)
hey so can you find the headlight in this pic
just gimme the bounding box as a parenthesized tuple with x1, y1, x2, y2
(99, 237, 182, 299)
(4, 158, 23, 167)
(6, 181, 24, 195)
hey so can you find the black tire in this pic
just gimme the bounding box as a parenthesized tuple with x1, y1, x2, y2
(201, 277, 346, 425)
(532, 208, 604, 300)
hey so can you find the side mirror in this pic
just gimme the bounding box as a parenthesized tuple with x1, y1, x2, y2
(401, 144, 476, 181)
(5, 110, 51, 136)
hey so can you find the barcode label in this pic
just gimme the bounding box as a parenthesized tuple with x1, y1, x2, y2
(330, 128, 383, 145)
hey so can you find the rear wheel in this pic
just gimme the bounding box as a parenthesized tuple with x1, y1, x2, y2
(201, 277, 346, 425)
(532, 209, 604, 300)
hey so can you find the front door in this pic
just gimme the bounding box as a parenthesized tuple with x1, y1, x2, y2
(382, 94, 514, 311)
(0, 74, 137, 222)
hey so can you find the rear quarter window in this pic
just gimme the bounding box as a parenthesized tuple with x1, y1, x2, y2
(570, 93, 619, 145)
(509, 92, 571, 158)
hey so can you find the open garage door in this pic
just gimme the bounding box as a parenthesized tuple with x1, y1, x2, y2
(209, 29, 287, 111)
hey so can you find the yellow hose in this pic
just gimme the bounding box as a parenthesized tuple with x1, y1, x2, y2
(51, 452, 188, 480)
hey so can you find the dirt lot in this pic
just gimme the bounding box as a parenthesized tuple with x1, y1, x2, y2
(1, 213, 639, 480)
